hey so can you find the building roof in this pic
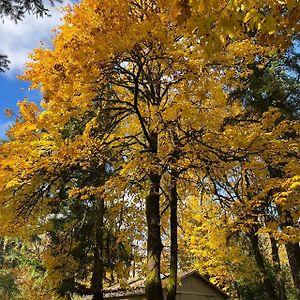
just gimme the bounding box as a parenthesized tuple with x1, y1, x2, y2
(103, 270, 229, 299)
(104, 276, 145, 298)
(177, 270, 229, 299)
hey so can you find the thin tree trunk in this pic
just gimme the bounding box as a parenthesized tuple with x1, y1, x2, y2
(278, 208, 300, 299)
(249, 231, 278, 299)
(145, 171, 164, 300)
(167, 169, 178, 300)
(268, 166, 300, 299)
(91, 198, 104, 300)
(270, 235, 287, 300)
(244, 286, 256, 300)
(285, 242, 300, 300)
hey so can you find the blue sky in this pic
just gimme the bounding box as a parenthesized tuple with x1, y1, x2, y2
(0, 1, 72, 139)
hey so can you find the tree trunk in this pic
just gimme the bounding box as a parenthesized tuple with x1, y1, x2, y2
(145, 171, 164, 300)
(91, 198, 104, 300)
(270, 235, 287, 300)
(249, 231, 278, 299)
(167, 169, 178, 300)
(268, 167, 300, 299)
(285, 242, 300, 300)
(277, 208, 300, 299)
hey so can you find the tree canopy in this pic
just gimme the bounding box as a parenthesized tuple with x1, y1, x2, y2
(0, 0, 299, 299)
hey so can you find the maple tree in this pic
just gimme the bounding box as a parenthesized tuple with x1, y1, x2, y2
(0, 104, 142, 299)
(183, 139, 299, 298)
(0, 0, 299, 300)
(182, 40, 300, 299)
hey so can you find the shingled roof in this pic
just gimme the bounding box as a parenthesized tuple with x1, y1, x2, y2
(103, 270, 229, 299)
(104, 276, 145, 298)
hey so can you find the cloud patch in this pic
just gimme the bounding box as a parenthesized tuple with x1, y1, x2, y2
(0, 1, 71, 78)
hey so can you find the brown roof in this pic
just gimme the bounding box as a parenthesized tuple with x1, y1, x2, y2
(104, 270, 229, 299)
(104, 276, 145, 298)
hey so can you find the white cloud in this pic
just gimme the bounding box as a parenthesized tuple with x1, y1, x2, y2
(0, 1, 72, 78)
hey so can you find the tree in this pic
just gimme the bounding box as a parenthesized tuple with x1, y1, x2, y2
(233, 34, 300, 120)
(0, 0, 61, 20)
(0, 99, 143, 299)
(0, 55, 9, 72)
(0, 1, 299, 300)
(179, 31, 300, 299)
(182, 106, 299, 299)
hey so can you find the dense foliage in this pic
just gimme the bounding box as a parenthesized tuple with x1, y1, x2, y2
(0, 0, 299, 299)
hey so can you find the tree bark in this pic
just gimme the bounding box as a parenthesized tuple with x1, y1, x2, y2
(145, 171, 164, 300)
(285, 242, 300, 300)
(249, 231, 278, 299)
(167, 169, 178, 300)
(270, 235, 287, 300)
(267, 166, 300, 299)
(91, 198, 104, 300)
(277, 208, 300, 299)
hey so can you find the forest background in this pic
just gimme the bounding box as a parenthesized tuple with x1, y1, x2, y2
(0, 1, 299, 300)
